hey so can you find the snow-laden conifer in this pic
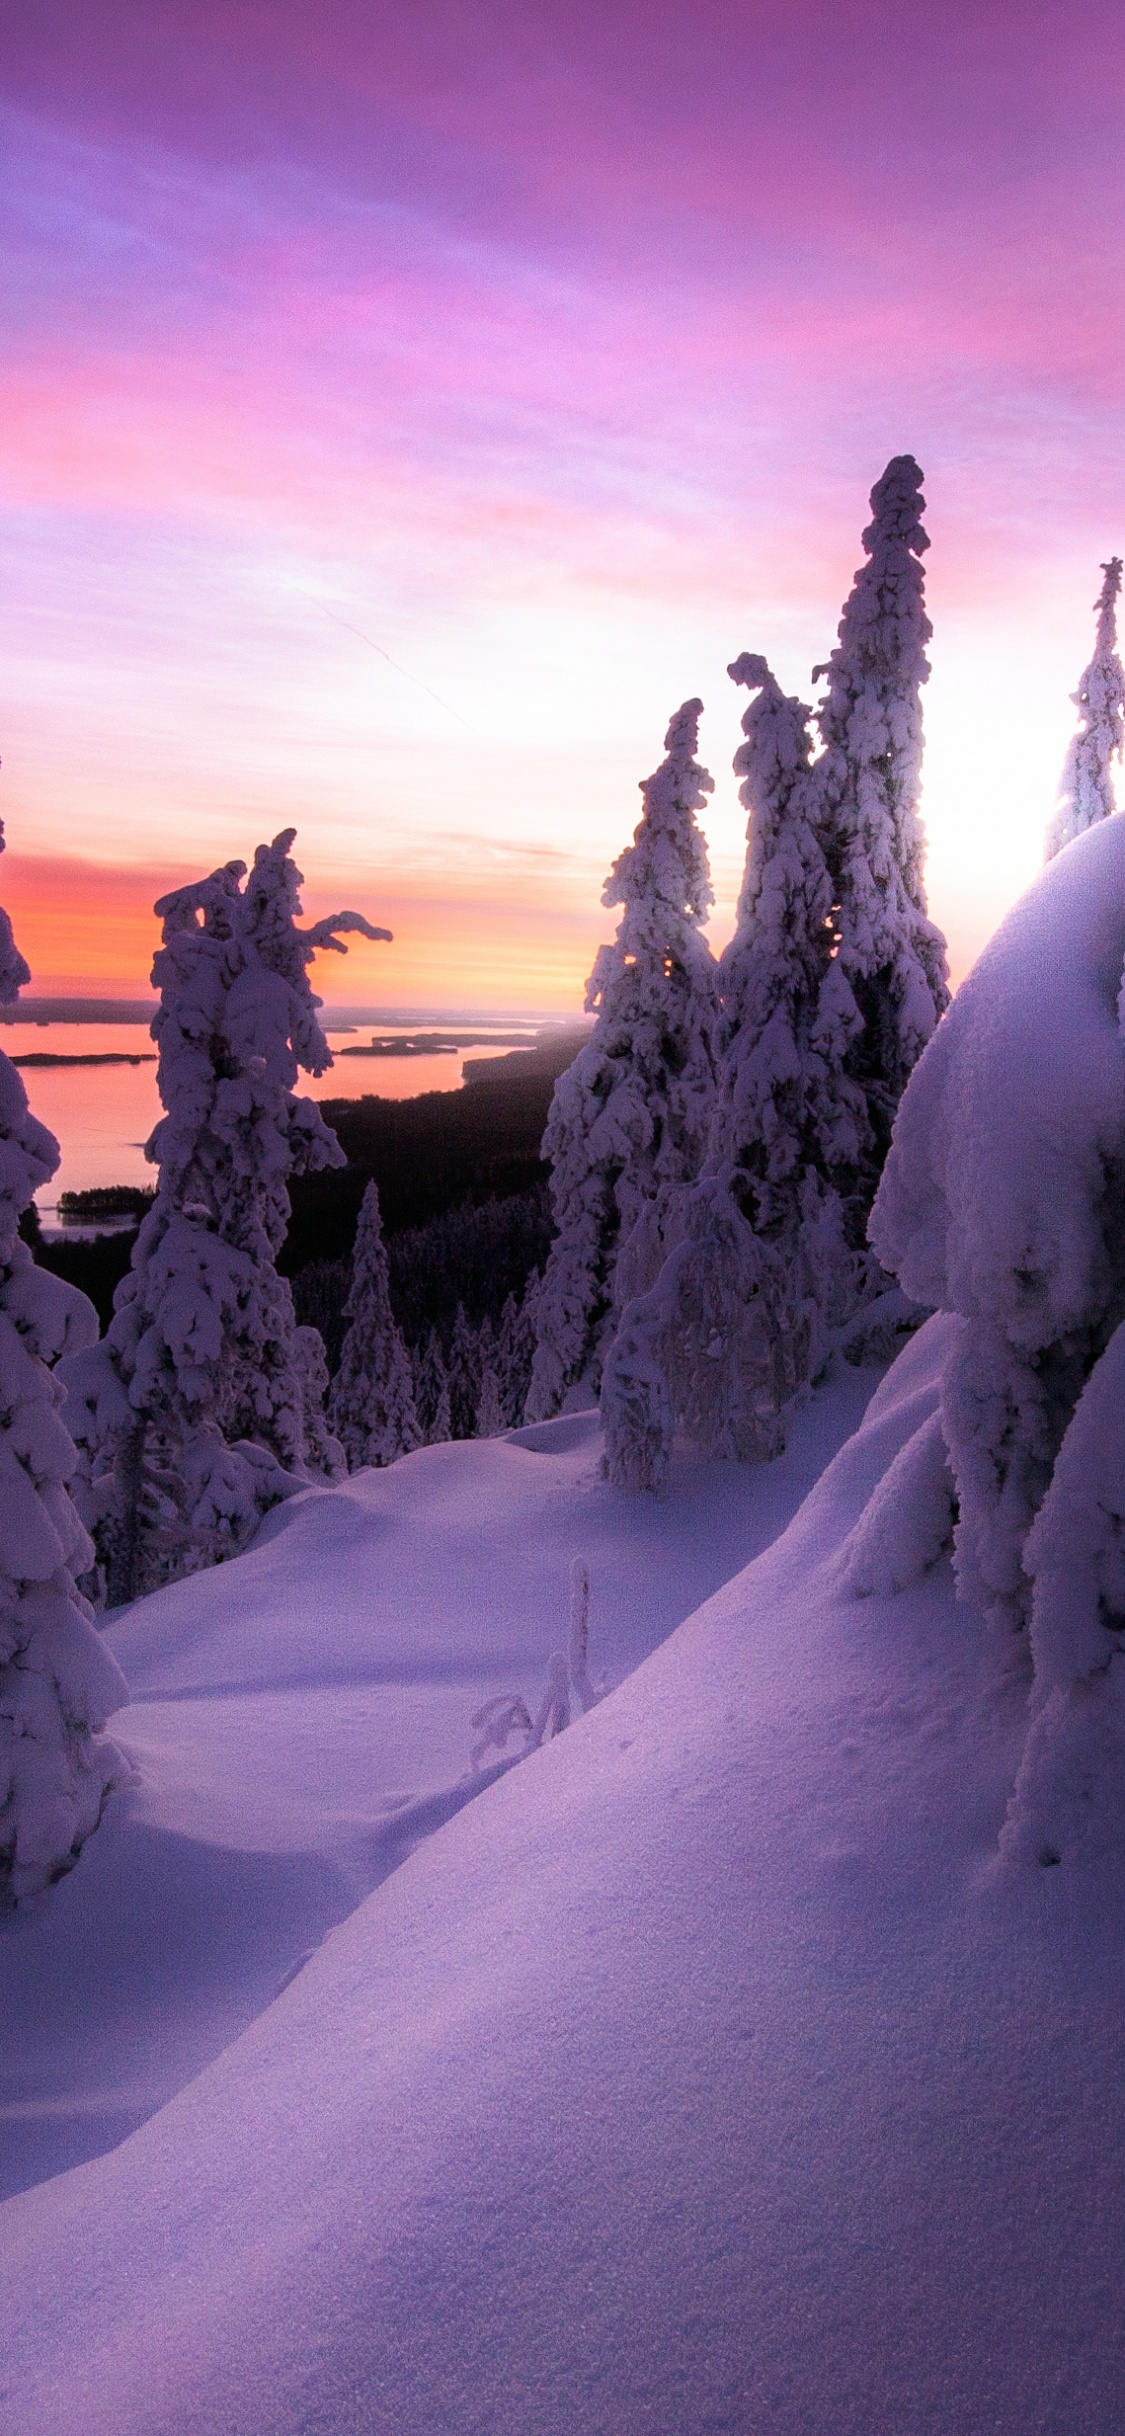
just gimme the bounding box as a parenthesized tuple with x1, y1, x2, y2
(473, 1318, 506, 1438)
(813, 455, 949, 1201)
(1045, 558, 1124, 860)
(413, 1327, 452, 1444)
(293, 1327, 347, 1483)
(526, 702, 718, 1421)
(446, 1303, 482, 1439)
(63, 832, 388, 1596)
(497, 1278, 539, 1426)
(863, 814, 1125, 1856)
(0, 821, 128, 1903)
(328, 1182, 420, 1470)
(602, 661, 864, 1490)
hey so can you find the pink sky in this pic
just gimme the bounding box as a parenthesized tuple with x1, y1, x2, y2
(2, 0, 1124, 1006)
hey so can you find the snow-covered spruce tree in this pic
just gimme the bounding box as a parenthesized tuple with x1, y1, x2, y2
(293, 1326, 346, 1484)
(62, 832, 388, 1597)
(413, 1327, 452, 1445)
(446, 1303, 481, 1440)
(328, 1182, 420, 1471)
(526, 701, 719, 1421)
(0, 823, 128, 1902)
(496, 1276, 540, 1427)
(856, 812, 1125, 1858)
(602, 660, 866, 1489)
(1044, 557, 1124, 861)
(474, 1325, 506, 1438)
(812, 455, 949, 1210)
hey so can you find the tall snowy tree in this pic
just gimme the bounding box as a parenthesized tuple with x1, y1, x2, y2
(526, 700, 719, 1422)
(0, 821, 128, 1903)
(602, 659, 865, 1489)
(328, 1182, 421, 1470)
(62, 831, 388, 1597)
(1044, 557, 1125, 861)
(812, 454, 949, 1206)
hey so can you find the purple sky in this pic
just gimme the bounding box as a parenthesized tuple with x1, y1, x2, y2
(3, 0, 1123, 1003)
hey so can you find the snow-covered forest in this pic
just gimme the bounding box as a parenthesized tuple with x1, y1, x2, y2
(5, 462, 1125, 2434)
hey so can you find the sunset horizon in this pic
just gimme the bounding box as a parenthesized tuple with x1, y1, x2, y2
(5, 1, 1124, 1011)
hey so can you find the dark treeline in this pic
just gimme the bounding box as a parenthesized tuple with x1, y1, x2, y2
(25, 1067, 559, 1344)
(293, 1185, 552, 1373)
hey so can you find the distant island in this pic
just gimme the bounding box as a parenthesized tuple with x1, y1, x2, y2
(336, 1031, 540, 1058)
(12, 1051, 157, 1069)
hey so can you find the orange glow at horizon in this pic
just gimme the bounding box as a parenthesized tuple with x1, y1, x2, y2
(0, 849, 622, 1012)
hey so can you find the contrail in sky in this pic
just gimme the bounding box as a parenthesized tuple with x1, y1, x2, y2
(300, 594, 474, 731)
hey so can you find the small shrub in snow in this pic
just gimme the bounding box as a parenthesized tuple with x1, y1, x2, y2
(62, 832, 388, 1597)
(530, 1650, 571, 1747)
(469, 1694, 534, 1772)
(1045, 557, 1124, 861)
(0, 823, 128, 1903)
(328, 1183, 421, 1470)
(526, 702, 718, 1421)
(467, 1557, 598, 1771)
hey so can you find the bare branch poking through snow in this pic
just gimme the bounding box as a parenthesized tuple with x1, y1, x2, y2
(469, 1695, 534, 1773)
(469, 1557, 598, 1770)
(568, 1556, 599, 1713)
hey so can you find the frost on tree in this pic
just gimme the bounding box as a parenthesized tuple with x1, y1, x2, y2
(602, 661, 864, 1490)
(526, 701, 719, 1421)
(62, 832, 388, 1597)
(293, 1327, 346, 1483)
(1044, 557, 1124, 861)
(864, 813, 1125, 1862)
(813, 455, 949, 1208)
(0, 822, 127, 1903)
(413, 1328, 452, 1445)
(328, 1182, 420, 1470)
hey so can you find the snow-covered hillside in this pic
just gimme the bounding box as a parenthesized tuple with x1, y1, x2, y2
(3, 1315, 1125, 2435)
(0, 1365, 876, 2205)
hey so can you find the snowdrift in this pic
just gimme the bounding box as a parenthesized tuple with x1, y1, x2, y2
(3, 1318, 1125, 2436)
(0, 1371, 873, 2202)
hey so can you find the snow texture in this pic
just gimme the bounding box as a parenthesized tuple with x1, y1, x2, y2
(527, 702, 718, 1420)
(0, 819, 128, 1904)
(871, 811, 1125, 1855)
(1045, 557, 1124, 860)
(328, 1182, 421, 1470)
(61, 832, 388, 1595)
(6, 1324, 1125, 2434)
(813, 454, 949, 1195)
(0, 1363, 876, 2200)
(602, 659, 866, 1488)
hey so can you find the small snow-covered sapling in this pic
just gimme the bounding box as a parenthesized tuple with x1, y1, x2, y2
(469, 1695, 534, 1772)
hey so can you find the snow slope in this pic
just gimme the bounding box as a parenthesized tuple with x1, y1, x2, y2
(4, 1316, 1124, 2436)
(0, 1364, 876, 2203)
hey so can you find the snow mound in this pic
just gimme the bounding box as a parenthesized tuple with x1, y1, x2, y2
(0, 1370, 874, 2200)
(3, 1321, 1125, 2435)
(872, 812, 1125, 1861)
